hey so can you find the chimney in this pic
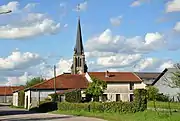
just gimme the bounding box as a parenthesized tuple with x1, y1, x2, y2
(105, 70, 109, 77)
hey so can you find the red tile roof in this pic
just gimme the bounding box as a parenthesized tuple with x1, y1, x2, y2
(29, 74, 89, 90)
(0, 86, 24, 96)
(88, 72, 142, 82)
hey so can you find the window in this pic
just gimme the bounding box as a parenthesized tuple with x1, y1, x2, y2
(130, 82, 134, 90)
(130, 94, 134, 102)
(116, 94, 121, 101)
(102, 94, 108, 102)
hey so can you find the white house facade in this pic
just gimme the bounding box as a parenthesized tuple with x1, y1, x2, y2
(152, 68, 180, 101)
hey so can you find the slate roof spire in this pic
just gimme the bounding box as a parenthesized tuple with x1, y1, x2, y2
(74, 17, 84, 55)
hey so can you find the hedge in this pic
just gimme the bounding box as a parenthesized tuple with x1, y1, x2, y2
(133, 89, 147, 112)
(58, 102, 136, 113)
(65, 89, 82, 103)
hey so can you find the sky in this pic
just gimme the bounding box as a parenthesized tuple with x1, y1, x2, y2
(0, 0, 180, 86)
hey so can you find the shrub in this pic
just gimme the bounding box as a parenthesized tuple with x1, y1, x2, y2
(58, 102, 136, 113)
(49, 93, 59, 102)
(65, 89, 82, 103)
(18, 91, 25, 107)
(156, 93, 169, 102)
(30, 101, 57, 113)
(133, 89, 147, 112)
(147, 86, 159, 100)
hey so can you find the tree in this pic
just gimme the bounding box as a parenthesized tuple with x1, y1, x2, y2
(147, 86, 159, 100)
(85, 77, 107, 102)
(26, 77, 44, 88)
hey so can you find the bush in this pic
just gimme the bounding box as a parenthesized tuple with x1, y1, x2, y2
(18, 91, 25, 107)
(133, 89, 147, 112)
(58, 102, 136, 113)
(65, 89, 82, 103)
(30, 101, 57, 113)
(49, 93, 59, 102)
(156, 93, 169, 102)
(147, 86, 159, 100)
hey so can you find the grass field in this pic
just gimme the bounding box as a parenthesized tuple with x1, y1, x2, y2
(148, 101, 180, 110)
(52, 110, 180, 121)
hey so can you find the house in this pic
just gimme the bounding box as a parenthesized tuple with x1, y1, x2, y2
(0, 86, 24, 103)
(86, 71, 145, 102)
(135, 72, 161, 86)
(24, 74, 88, 109)
(12, 87, 25, 107)
(152, 68, 180, 101)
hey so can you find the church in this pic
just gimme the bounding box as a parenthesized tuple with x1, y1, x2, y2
(12, 18, 158, 109)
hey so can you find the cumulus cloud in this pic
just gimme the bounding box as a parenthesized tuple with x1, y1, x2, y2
(166, 0, 180, 13)
(110, 16, 122, 26)
(174, 21, 180, 32)
(0, 19, 60, 39)
(96, 54, 141, 68)
(0, 1, 60, 39)
(0, 50, 42, 71)
(0, 1, 19, 13)
(85, 29, 165, 54)
(158, 60, 174, 71)
(74, 1, 87, 12)
(6, 72, 33, 86)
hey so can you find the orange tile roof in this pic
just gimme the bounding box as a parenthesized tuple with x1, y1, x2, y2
(29, 74, 89, 90)
(88, 72, 142, 82)
(0, 86, 24, 96)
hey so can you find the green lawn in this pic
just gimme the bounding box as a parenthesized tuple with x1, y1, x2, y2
(52, 110, 180, 121)
(148, 101, 180, 110)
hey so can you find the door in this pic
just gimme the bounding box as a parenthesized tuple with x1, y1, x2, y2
(26, 96, 28, 109)
(116, 94, 121, 101)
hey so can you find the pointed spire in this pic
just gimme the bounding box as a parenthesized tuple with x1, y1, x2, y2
(74, 17, 84, 55)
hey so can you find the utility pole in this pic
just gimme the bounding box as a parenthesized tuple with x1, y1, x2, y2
(54, 65, 56, 94)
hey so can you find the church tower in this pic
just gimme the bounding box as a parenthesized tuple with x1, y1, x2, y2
(71, 18, 88, 74)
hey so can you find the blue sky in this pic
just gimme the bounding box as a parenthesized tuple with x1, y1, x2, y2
(0, 0, 180, 85)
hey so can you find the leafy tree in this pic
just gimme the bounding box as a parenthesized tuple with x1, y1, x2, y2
(85, 77, 107, 102)
(26, 77, 44, 88)
(147, 86, 159, 100)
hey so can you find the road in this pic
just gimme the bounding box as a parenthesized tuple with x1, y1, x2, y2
(0, 104, 105, 121)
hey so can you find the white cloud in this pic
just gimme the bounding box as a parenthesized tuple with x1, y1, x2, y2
(64, 24, 68, 28)
(40, 58, 72, 79)
(158, 60, 174, 71)
(130, 0, 150, 7)
(0, 2, 60, 39)
(166, 0, 180, 13)
(23, 3, 38, 12)
(74, 1, 87, 12)
(110, 16, 122, 26)
(130, 0, 141, 7)
(0, 18, 60, 39)
(85, 29, 165, 54)
(6, 72, 33, 86)
(96, 54, 141, 68)
(0, 1, 19, 13)
(174, 21, 180, 32)
(0, 50, 42, 71)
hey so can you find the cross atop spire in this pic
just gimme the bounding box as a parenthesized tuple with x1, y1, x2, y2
(74, 17, 84, 55)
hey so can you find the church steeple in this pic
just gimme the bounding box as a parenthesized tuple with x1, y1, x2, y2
(74, 18, 84, 55)
(71, 18, 88, 74)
